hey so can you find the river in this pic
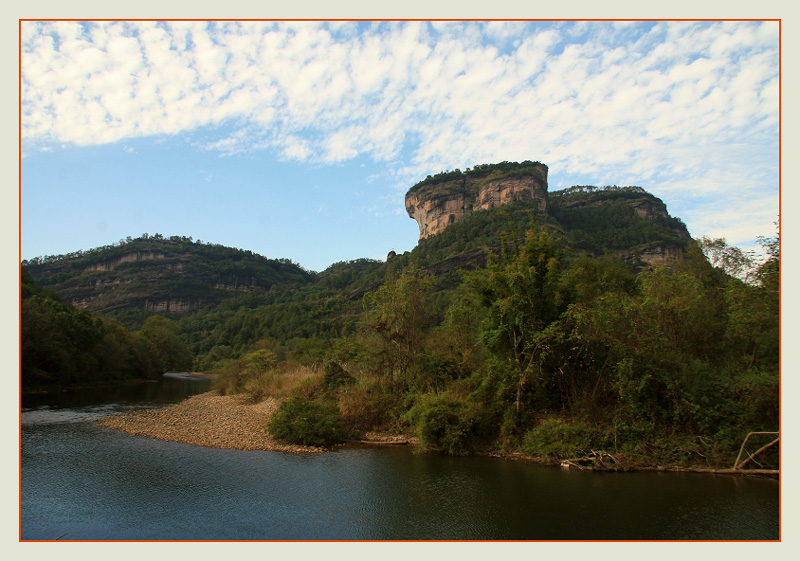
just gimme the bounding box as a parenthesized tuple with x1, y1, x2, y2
(20, 376, 779, 541)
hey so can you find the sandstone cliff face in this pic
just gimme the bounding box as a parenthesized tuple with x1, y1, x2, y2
(406, 184, 471, 239)
(406, 164, 549, 239)
(87, 251, 165, 271)
(614, 244, 685, 267)
(474, 175, 548, 213)
(637, 245, 685, 266)
(144, 298, 201, 313)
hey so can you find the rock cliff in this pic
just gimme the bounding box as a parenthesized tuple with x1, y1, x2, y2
(406, 162, 549, 239)
(144, 298, 203, 313)
(403, 163, 692, 270)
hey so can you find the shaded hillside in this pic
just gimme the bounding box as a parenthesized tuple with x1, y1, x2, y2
(549, 185, 691, 264)
(23, 235, 314, 328)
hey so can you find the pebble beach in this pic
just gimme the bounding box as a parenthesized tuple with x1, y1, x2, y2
(95, 391, 325, 453)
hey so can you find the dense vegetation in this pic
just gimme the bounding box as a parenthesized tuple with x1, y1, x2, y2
(200, 221, 779, 468)
(549, 186, 690, 255)
(20, 168, 779, 469)
(21, 268, 192, 388)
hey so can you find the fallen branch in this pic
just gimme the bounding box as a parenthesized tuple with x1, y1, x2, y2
(560, 450, 620, 470)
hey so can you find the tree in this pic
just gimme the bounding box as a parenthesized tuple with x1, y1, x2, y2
(472, 227, 569, 413)
(21, 267, 162, 387)
(697, 236, 758, 283)
(723, 230, 779, 371)
(361, 267, 434, 382)
(139, 315, 193, 373)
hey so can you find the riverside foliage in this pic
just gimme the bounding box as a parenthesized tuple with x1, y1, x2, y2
(197, 221, 778, 465)
(21, 268, 193, 388)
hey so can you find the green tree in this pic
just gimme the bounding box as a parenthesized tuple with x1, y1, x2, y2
(571, 265, 729, 432)
(697, 236, 757, 283)
(723, 231, 779, 371)
(472, 227, 569, 413)
(361, 267, 434, 383)
(139, 315, 193, 373)
(21, 267, 162, 387)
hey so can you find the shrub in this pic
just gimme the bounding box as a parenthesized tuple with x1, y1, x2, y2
(323, 360, 355, 390)
(267, 396, 347, 447)
(520, 418, 603, 459)
(405, 393, 478, 455)
(337, 376, 395, 431)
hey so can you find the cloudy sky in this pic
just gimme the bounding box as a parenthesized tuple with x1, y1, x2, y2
(20, 19, 779, 272)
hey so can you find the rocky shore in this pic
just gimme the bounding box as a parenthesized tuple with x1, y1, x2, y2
(94, 392, 774, 477)
(96, 391, 416, 453)
(96, 391, 325, 453)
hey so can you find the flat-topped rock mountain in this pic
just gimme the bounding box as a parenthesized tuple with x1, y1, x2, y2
(405, 162, 691, 268)
(406, 161, 549, 239)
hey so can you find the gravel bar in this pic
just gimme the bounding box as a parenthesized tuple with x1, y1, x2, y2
(95, 391, 324, 453)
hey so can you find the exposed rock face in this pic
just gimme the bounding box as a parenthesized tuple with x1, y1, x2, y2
(144, 299, 202, 313)
(87, 251, 165, 271)
(474, 175, 549, 213)
(635, 245, 686, 266)
(406, 164, 549, 239)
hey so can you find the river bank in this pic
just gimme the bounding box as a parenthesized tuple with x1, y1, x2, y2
(95, 390, 413, 453)
(95, 390, 776, 478)
(96, 392, 323, 453)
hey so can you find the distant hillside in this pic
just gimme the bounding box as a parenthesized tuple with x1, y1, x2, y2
(23, 235, 314, 328)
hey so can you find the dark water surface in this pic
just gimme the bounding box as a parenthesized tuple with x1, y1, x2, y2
(21, 377, 779, 541)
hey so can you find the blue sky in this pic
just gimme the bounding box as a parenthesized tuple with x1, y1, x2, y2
(20, 20, 779, 273)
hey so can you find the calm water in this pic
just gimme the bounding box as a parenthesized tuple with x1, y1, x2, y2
(21, 377, 779, 541)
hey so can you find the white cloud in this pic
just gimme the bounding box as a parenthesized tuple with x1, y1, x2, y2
(21, 20, 778, 242)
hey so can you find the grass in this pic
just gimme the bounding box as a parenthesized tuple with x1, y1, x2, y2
(213, 361, 321, 402)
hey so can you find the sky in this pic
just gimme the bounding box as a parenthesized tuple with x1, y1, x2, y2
(20, 19, 780, 273)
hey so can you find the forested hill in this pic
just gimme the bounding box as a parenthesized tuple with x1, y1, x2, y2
(23, 235, 314, 328)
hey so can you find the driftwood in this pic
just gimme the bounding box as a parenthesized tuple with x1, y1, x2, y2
(733, 431, 779, 471)
(560, 450, 620, 470)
